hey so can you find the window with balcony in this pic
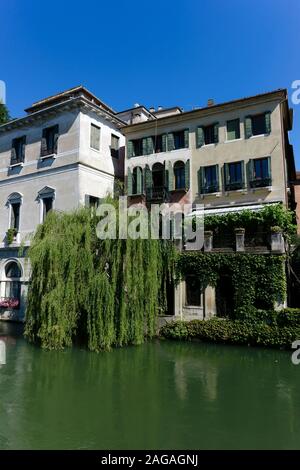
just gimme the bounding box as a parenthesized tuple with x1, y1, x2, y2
(6, 193, 22, 241)
(245, 112, 271, 138)
(224, 161, 244, 191)
(41, 124, 59, 157)
(249, 157, 271, 188)
(198, 165, 219, 194)
(11, 136, 26, 165)
(226, 119, 240, 140)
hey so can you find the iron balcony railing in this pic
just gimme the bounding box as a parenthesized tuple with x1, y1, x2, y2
(146, 186, 169, 201)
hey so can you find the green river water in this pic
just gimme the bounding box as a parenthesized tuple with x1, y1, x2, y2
(0, 322, 300, 450)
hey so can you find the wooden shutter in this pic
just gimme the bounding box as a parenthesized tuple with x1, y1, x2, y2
(185, 160, 190, 190)
(127, 168, 133, 196)
(41, 129, 47, 156)
(198, 167, 204, 194)
(127, 140, 134, 158)
(215, 164, 220, 191)
(21, 136, 26, 162)
(245, 116, 252, 139)
(147, 137, 154, 155)
(240, 161, 245, 188)
(267, 156, 272, 183)
(213, 123, 219, 143)
(184, 129, 189, 148)
(11, 140, 17, 164)
(142, 138, 148, 155)
(265, 112, 271, 134)
(224, 163, 230, 188)
(196, 127, 205, 147)
(162, 134, 167, 152)
(53, 125, 59, 154)
(168, 161, 173, 191)
(136, 167, 143, 194)
(167, 133, 175, 151)
(145, 164, 152, 190)
(247, 159, 254, 185)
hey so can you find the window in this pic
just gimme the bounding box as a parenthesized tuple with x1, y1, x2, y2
(167, 130, 189, 151)
(132, 167, 143, 195)
(186, 276, 201, 306)
(10, 203, 20, 231)
(38, 187, 55, 222)
(196, 123, 218, 147)
(111, 134, 119, 158)
(227, 119, 240, 140)
(11, 136, 26, 165)
(0, 261, 21, 309)
(41, 125, 59, 157)
(249, 157, 271, 188)
(224, 161, 244, 191)
(90, 124, 100, 151)
(153, 135, 163, 153)
(245, 112, 271, 138)
(174, 161, 185, 189)
(199, 165, 219, 194)
(5, 262, 21, 279)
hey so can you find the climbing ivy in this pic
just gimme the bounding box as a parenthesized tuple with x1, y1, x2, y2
(25, 205, 175, 351)
(176, 252, 286, 318)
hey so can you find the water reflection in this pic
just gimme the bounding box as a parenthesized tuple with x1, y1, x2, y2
(0, 326, 299, 450)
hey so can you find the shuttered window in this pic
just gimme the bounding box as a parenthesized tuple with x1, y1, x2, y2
(224, 161, 245, 191)
(11, 136, 26, 164)
(198, 165, 219, 194)
(41, 125, 59, 156)
(111, 134, 119, 158)
(248, 157, 272, 188)
(90, 124, 100, 151)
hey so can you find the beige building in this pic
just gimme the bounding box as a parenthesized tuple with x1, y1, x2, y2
(122, 89, 296, 320)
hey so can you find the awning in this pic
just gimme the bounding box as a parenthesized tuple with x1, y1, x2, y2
(188, 202, 280, 217)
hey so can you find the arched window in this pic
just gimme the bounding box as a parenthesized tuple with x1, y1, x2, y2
(174, 161, 185, 190)
(37, 187, 55, 222)
(0, 261, 21, 309)
(132, 167, 143, 195)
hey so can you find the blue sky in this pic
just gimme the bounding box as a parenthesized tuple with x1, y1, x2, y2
(1, 0, 300, 167)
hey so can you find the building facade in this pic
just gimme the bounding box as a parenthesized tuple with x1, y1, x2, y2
(0, 86, 297, 322)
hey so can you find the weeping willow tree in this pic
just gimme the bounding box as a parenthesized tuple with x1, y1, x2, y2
(25, 202, 176, 351)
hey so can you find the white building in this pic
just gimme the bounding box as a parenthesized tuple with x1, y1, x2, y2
(0, 86, 125, 320)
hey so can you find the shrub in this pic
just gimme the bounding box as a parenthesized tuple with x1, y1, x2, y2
(160, 317, 300, 349)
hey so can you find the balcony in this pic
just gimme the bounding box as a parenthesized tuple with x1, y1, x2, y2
(250, 177, 272, 189)
(146, 186, 169, 202)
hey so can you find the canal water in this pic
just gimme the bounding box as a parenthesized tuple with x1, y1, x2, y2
(0, 322, 300, 450)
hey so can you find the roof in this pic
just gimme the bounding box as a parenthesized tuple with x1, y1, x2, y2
(121, 88, 288, 131)
(25, 85, 115, 114)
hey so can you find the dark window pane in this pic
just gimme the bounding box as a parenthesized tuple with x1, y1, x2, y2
(204, 125, 215, 145)
(252, 114, 266, 136)
(11, 203, 20, 231)
(186, 276, 201, 306)
(5, 262, 21, 278)
(174, 162, 185, 189)
(227, 119, 240, 140)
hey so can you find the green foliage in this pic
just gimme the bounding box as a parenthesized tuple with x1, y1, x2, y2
(176, 252, 286, 317)
(160, 317, 300, 349)
(6, 228, 17, 245)
(0, 102, 10, 124)
(25, 206, 176, 351)
(203, 203, 296, 238)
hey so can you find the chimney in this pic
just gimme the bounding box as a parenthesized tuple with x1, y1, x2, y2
(149, 106, 155, 113)
(157, 106, 163, 111)
(207, 99, 214, 107)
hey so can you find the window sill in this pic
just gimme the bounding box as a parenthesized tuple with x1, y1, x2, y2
(184, 305, 202, 309)
(224, 138, 242, 143)
(9, 162, 24, 169)
(251, 186, 272, 192)
(199, 191, 221, 198)
(202, 143, 217, 148)
(225, 188, 247, 195)
(90, 146, 100, 153)
(40, 153, 57, 160)
(249, 133, 270, 139)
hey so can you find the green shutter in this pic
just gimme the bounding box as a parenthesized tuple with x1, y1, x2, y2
(213, 123, 219, 143)
(21, 136, 26, 162)
(53, 124, 59, 154)
(184, 129, 189, 148)
(185, 160, 190, 190)
(245, 116, 252, 139)
(168, 161, 173, 191)
(147, 136, 154, 154)
(247, 159, 254, 185)
(224, 163, 230, 188)
(142, 138, 148, 155)
(265, 112, 271, 134)
(127, 168, 133, 196)
(145, 164, 152, 190)
(127, 140, 134, 158)
(198, 167, 204, 194)
(196, 127, 205, 148)
(240, 161, 245, 188)
(162, 134, 167, 152)
(215, 164, 220, 191)
(267, 156, 272, 183)
(167, 133, 175, 151)
(136, 167, 143, 194)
